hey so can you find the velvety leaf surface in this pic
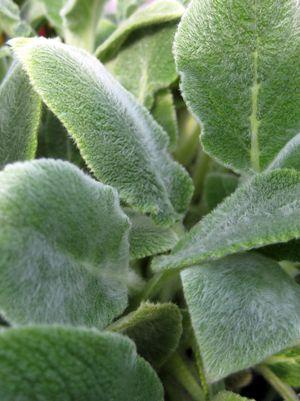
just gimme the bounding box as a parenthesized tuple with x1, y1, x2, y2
(213, 391, 254, 401)
(153, 169, 300, 272)
(203, 172, 239, 212)
(0, 159, 130, 328)
(151, 89, 178, 150)
(106, 23, 178, 109)
(109, 302, 182, 367)
(0, 61, 41, 168)
(0, 326, 164, 401)
(0, 0, 32, 36)
(61, 0, 106, 51)
(11, 37, 193, 226)
(182, 253, 300, 382)
(265, 347, 300, 387)
(125, 209, 178, 259)
(117, 0, 145, 20)
(267, 133, 300, 171)
(174, 0, 300, 173)
(95, 0, 184, 61)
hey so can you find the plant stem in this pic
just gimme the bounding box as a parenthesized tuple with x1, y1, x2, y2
(256, 365, 299, 401)
(165, 353, 206, 401)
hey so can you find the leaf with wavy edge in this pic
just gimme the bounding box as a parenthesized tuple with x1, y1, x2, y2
(10, 37, 193, 226)
(95, 0, 184, 61)
(0, 159, 130, 328)
(182, 253, 300, 382)
(0, 61, 41, 168)
(153, 169, 300, 272)
(174, 0, 300, 174)
(0, 326, 164, 401)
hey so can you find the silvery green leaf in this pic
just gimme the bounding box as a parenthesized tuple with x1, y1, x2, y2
(10, 37, 193, 226)
(0, 326, 164, 401)
(95, 0, 184, 61)
(0, 0, 32, 37)
(265, 347, 300, 387)
(0, 159, 130, 328)
(125, 209, 178, 259)
(174, 0, 300, 173)
(267, 133, 300, 171)
(95, 18, 116, 47)
(61, 0, 106, 51)
(213, 392, 254, 401)
(203, 172, 239, 212)
(106, 23, 178, 109)
(153, 169, 300, 272)
(0, 61, 41, 168)
(182, 253, 300, 382)
(109, 302, 182, 367)
(117, 0, 145, 20)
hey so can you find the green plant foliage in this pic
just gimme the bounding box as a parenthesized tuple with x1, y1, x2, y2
(151, 89, 178, 150)
(39, 0, 66, 31)
(95, 0, 184, 61)
(61, 0, 106, 51)
(203, 172, 239, 212)
(0, 325, 164, 401)
(117, 0, 145, 20)
(267, 133, 300, 171)
(109, 302, 182, 367)
(181, 253, 300, 382)
(265, 347, 300, 387)
(213, 391, 254, 401)
(174, 0, 300, 174)
(0, 0, 32, 36)
(10, 37, 193, 226)
(106, 23, 178, 109)
(0, 61, 41, 168)
(125, 209, 178, 259)
(153, 169, 300, 272)
(0, 159, 130, 327)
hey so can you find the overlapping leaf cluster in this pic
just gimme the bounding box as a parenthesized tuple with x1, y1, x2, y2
(0, 0, 299, 400)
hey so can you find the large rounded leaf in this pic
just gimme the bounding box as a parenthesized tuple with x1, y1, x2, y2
(0, 159, 130, 328)
(0, 325, 164, 401)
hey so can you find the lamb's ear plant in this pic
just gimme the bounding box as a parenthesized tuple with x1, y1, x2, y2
(0, 0, 299, 400)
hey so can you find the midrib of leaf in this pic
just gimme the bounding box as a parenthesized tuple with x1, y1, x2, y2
(249, 2, 261, 172)
(138, 58, 149, 104)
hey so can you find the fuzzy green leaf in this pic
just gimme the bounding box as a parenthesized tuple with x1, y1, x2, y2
(203, 172, 239, 212)
(61, 0, 106, 51)
(174, 0, 300, 173)
(267, 133, 300, 171)
(182, 253, 300, 382)
(117, 0, 145, 20)
(125, 209, 178, 260)
(153, 169, 300, 272)
(0, 159, 130, 328)
(0, 61, 41, 168)
(0, 326, 164, 401)
(10, 37, 193, 226)
(151, 89, 178, 150)
(265, 347, 300, 387)
(39, 0, 66, 31)
(106, 23, 178, 109)
(213, 391, 254, 401)
(95, 0, 184, 61)
(109, 302, 182, 367)
(0, 0, 32, 36)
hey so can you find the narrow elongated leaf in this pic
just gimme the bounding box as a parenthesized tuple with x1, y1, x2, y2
(182, 253, 300, 382)
(0, 61, 41, 168)
(0, 159, 130, 328)
(267, 133, 300, 171)
(109, 302, 182, 367)
(174, 0, 300, 173)
(11, 37, 193, 225)
(61, 0, 106, 51)
(0, 0, 32, 36)
(213, 391, 254, 401)
(95, 0, 184, 61)
(106, 23, 178, 109)
(0, 326, 164, 401)
(125, 209, 178, 259)
(203, 173, 239, 212)
(153, 169, 300, 272)
(265, 347, 300, 387)
(152, 89, 178, 150)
